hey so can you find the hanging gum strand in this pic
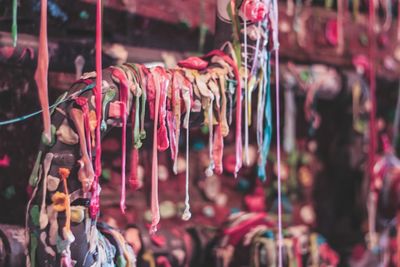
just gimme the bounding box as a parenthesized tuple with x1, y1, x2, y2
(150, 69, 162, 234)
(218, 74, 229, 137)
(182, 96, 191, 221)
(35, 0, 51, 144)
(243, 1, 250, 167)
(209, 76, 223, 174)
(93, 0, 103, 218)
(111, 68, 129, 214)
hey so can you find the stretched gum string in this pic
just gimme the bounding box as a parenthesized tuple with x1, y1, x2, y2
(271, 0, 284, 263)
(256, 71, 264, 149)
(244, 1, 250, 166)
(112, 68, 129, 213)
(251, 23, 262, 76)
(150, 71, 161, 234)
(92, 0, 103, 217)
(75, 98, 92, 159)
(234, 67, 242, 177)
(35, 0, 51, 144)
(182, 93, 191, 221)
(179, 74, 192, 221)
(206, 99, 215, 176)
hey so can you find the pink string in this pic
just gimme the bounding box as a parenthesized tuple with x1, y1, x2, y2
(271, 0, 283, 265)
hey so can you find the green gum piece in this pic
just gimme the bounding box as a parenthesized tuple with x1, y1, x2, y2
(116, 255, 127, 267)
(299, 71, 310, 82)
(125, 63, 146, 139)
(30, 205, 40, 227)
(101, 168, 112, 181)
(101, 89, 116, 131)
(30, 233, 38, 267)
(134, 95, 142, 149)
(41, 125, 57, 146)
(11, 0, 17, 47)
(140, 92, 147, 139)
(29, 151, 43, 187)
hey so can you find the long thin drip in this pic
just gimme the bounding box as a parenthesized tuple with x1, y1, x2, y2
(93, 0, 103, 218)
(150, 72, 162, 234)
(35, 0, 51, 144)
(244, 4, 250, 166)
